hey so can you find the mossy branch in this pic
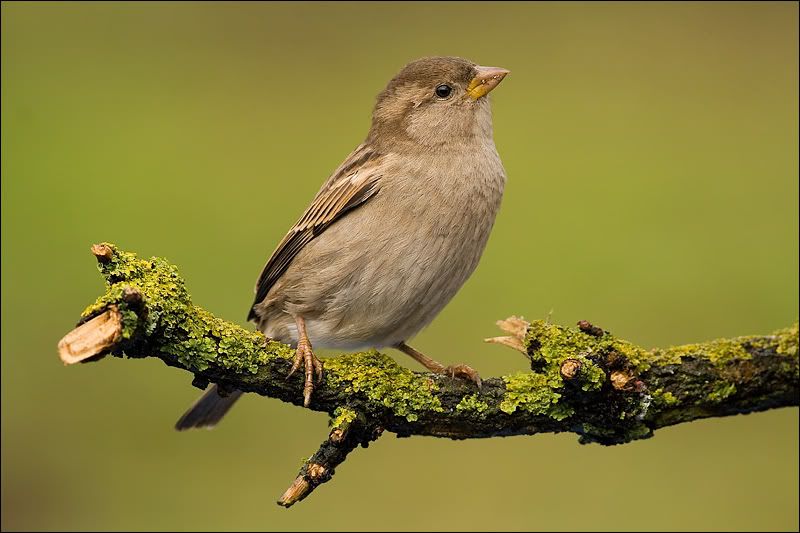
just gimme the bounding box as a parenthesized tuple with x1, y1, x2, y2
(58, 244, 799, 506)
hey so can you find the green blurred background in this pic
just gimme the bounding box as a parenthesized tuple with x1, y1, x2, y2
(2, 1, 798, 531)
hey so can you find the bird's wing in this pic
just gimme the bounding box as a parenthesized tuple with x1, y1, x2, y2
(248, 144, 383, 320)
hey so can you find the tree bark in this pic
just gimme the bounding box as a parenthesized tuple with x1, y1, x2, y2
(58, 243, 799, 507)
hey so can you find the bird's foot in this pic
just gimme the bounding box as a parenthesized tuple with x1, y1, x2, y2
(396, 342, 482, 390)
(443, 364, 482, 389)
(287, 339, 323, 407)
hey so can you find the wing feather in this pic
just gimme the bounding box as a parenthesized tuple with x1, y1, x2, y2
(248, 145, 382, 320)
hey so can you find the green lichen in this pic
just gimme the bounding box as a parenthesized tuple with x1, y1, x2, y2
(579, 361, 606, 392)
(330, 407, 357, 429)
(81, 243, 287, 374)
(525, 319, 647, 374)
(455, 394, 490, 417)
(548, 401, 576, 421)
(496, 319, 653, 421)
(523, 319, 797, 385)
(500, 371, 574, 420)
(324, 350, 444, 422)
(652, 388, 678, 407)
(708, 382, 736, 403)
(656, 338, 751, 367)
(158, 308, 285, 373)
(119, 307, 139, 339)
(652, 323, 799, 368)
(775, 322, 799, 356)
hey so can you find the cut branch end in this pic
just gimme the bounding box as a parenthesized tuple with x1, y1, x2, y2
(277, 476, 310, 508)
(58, 307, 122, 365)
(90, 243, 114, 263)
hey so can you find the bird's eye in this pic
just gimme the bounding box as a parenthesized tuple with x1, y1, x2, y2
(435, 84, 453, 98)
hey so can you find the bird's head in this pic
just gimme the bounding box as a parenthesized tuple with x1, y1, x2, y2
(369, 56, 509, 149)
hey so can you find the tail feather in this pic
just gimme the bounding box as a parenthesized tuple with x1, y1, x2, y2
(174, 384, 243, 431)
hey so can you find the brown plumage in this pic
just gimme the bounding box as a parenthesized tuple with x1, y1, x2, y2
(176, 56, 509, 430)
(247, 144, 383, 319)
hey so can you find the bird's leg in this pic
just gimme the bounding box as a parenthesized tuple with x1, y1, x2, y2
(287, 315, 324, 407)
(395, 342, 481, 389)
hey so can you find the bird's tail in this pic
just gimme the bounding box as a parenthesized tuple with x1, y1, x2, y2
(174, 384, 243, 431)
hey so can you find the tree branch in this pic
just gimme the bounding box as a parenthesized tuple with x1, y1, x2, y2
(58, 244, 799, 506)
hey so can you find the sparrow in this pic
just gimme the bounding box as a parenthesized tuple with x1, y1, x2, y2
(176, 56, 509, 430)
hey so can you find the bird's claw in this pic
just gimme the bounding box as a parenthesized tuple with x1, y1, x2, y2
(444, 364, 482, 389)
(287, 340, 323, 407)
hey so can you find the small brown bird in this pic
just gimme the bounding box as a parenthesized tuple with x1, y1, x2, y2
(176, 56, 509, 430)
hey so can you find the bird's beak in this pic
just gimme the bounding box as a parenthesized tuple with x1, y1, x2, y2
(467, 66, 510, 100)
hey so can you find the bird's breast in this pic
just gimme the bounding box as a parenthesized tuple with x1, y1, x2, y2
(364, 144, 506, 302)
(382, 143, 506, 240)
(272, 142, 507, 349)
